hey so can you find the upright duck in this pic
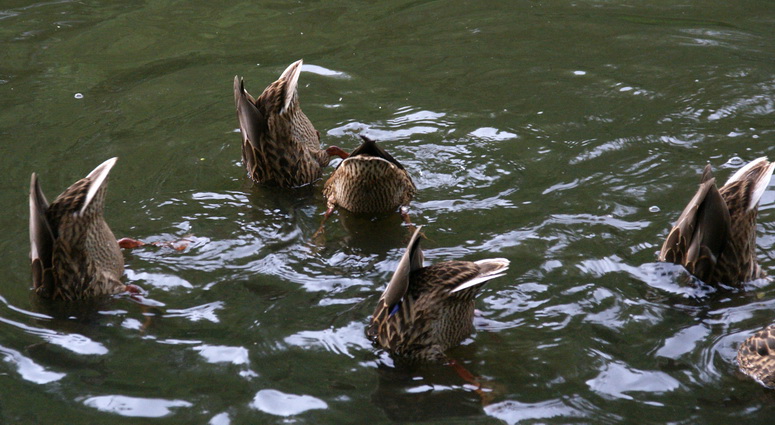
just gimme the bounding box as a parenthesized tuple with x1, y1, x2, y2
(659, 157, 774, 287)
(234, 59, 346, 188)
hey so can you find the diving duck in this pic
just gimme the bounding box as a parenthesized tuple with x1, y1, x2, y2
(738, 324, 775, 388)
(367, 226, 510, 362)
(234, 59, 347, 188)
(658, 157, 775, 287)
(29, 157, 133, 300)
(323, 135, 416, 216)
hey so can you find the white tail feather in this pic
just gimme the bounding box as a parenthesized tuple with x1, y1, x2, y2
(450, 272, 508, 293)
(280, 59, 303, 115)
(747, 161, 775, 211)
(725, 157, 767, 185)
(725, 157, 774, 211)
(450, 258, 510, 293)
(80, 157, 117, 216)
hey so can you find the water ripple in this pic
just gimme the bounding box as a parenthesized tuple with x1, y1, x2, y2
(284, 321, 372, 358)
(0, 316, 107, 355)
(485, 397, 587, 424)
(301, 63, 351, 79)
(0, 343, 65, 384)
(194, 344, 250, 365)
(250, 389, 328, 417)
(81, 395, 193, 418)
(586, 356, 681, 402)
(164, 302, 224, 323)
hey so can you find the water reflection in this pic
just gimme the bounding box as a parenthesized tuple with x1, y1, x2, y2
(82, 395, 193, 418)
(284, 321, 371, 358)
(164, 302, 224, 323)
(484, 398, 587, 424)
(0, 316, 108, 355)
(369, 361, 483, 421)
(1, 0, 775, 423)
(586, 358, 681, 402)
(0, 344, 65, 384)
(250, 389, 328, 417)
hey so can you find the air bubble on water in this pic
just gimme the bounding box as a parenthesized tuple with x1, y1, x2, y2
(649, 206, 660, 213)
(725, 156, 744, 167)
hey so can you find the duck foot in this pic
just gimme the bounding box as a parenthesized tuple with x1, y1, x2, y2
(447, 357, 499, 406)
(124, 284, 143, 295)
(312, 206, 336, 243)
(118, 237, 146, 249)
(118, 237, 191, 251)
(123, 283, 148, 305)
(122, 285, 166, 332)
(400, 208, 425, 239)
(400, 207, 413, 226)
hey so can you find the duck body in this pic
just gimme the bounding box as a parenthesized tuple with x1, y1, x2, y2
(234, 59, 343, 188)
(367, 227, 509, 362)
(738, 324, 775, 388)
(324, 135, 415, 215)
(29, 158, 126, 300)
(659, 157, 775, 287)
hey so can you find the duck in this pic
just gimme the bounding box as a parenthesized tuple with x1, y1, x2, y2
(29, 157, 137, 300)
(234, 59, 347, 188)
(323, 135, 416, 217)
(658, 157, 775, 287)
(738, 324, 775, 388)
(366, 226, 510, 362)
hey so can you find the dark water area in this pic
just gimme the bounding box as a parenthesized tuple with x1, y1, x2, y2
(2, 0, 775, 423)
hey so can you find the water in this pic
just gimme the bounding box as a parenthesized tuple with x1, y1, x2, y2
(2, 0, 775, 423)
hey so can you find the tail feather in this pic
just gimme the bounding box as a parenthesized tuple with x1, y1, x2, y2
(80, 157, 117, 216)
(279, 59, 303, 115)
(450, 258, 510, 293)
(474, 258, 510, 276)
(724, 157, 774, 211)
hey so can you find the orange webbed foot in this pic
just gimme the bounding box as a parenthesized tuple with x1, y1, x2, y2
(447, 357, 501, 406)
(118, 237, 193, 251)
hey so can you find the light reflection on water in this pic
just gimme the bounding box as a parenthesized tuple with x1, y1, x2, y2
(0, 344, 65, 384)
(81, 395, 193, 418)
(1, 0, 775, 423)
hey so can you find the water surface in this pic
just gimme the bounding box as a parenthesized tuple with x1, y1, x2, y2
(2, 0, 775, 423)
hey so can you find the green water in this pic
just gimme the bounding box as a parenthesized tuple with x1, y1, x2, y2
(2, 0, 775, 423)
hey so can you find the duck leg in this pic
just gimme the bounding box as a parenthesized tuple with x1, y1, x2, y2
(400, 206, 412, 225)
(312, 204, 336, 242)
(447, 358, 499, 406)
(122, 284, 168, 332)
(118, 238, 146, 249)
(124, 284, 143, 296)
(118, 237, 191, 251)
(400, 207, 422, 237)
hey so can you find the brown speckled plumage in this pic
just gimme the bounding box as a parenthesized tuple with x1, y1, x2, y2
(738, 325, 775, 388)
(324, 135, 415, 215)
(29, 158, 126, 300)
(659, 157, 774, 287)
(367, 226, 509, 362)
(234, 59, 336, 188)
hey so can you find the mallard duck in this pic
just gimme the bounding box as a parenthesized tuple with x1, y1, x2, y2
(658, 157, 775, 287)
(323, 135, 416, 216)
(234, 59, 347, 188)
(29, 157, 132, 300)
(367, 226, 510, 362)
(738, 324, 775, 388)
